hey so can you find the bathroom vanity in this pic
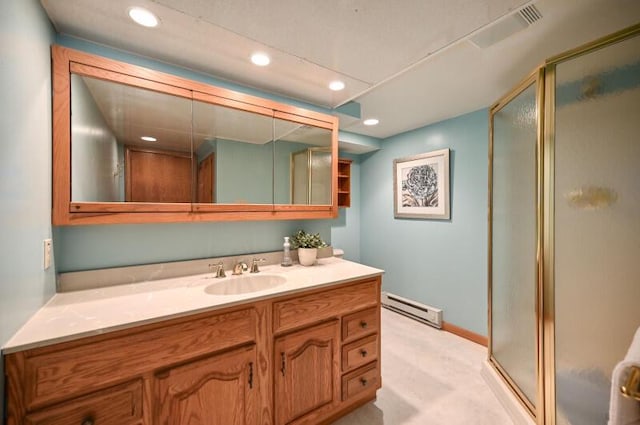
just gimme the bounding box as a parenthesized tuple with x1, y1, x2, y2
(4, 258, 383, 425)
(6, 43, 384, 424)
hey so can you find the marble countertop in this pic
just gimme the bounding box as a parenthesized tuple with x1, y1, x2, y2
(3, 257, 383, 354)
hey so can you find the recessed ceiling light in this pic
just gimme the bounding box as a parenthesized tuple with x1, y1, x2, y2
(128, 7, 159, 28)
(329, 81, 345, 91)
(251, 52, 270, 66)
(141, 136, 157, 142)
(363, 118, 379, 126)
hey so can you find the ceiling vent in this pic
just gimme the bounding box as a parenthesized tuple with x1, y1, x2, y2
(469, 3, 543, 49)
(518, 4, 543, 25)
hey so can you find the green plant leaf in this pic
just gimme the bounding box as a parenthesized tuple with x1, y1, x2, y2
(290, 229, 327, 249)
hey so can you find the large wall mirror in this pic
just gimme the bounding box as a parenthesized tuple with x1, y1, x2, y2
(273, 117, 333, 206)
(192, 98, 274, 206)
(71, 74, 194, 204)
(53, 45, 338, 225)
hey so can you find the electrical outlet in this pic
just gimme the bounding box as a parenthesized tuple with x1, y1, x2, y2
(43, 239, 52, 270)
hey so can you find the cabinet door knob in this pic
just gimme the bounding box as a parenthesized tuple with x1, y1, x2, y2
(360, 349, 368, 357)
(360, 377, 368, 386)
(359, 321, 368, 329)
(81, 417, 95, 425)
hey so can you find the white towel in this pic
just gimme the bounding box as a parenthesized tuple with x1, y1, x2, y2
(609, 326, 640, 425)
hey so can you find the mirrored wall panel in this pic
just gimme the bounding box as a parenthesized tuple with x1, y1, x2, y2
(71, 74, 193, 203)
(192, 100, 274, 205)
(55, 46, 339, 224)
(274, 117, 332, 205)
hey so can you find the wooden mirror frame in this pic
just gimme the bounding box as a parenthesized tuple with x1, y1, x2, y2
(52, 45, 339, 225)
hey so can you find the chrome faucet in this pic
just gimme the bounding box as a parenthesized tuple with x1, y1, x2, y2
(232, 261, 248, 275)
(209, 261, 226, 278)
(250, 258, 266, 273)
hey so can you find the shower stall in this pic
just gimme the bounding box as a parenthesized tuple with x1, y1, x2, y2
(489, 24, 640, 425)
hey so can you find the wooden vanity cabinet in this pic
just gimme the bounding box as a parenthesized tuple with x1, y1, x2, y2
(272, 277, 382, 424)
(5, 307, 261, 425)
(5, 276, 381, 425)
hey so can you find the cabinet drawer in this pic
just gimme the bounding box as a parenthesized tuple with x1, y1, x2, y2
(273, 278, 379, 334)
(342, 307, 378, 342)
(342, 334, 378, 372)
(23, 308, 255, 409)
(341, 362, 380, 402)
(25, 380, 142, 425)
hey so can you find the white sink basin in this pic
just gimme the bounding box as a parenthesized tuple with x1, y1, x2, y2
(204, 274, 287, 295)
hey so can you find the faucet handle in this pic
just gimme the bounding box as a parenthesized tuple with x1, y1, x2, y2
(250, 258, 266, 273)
(209, 261, 226, 278)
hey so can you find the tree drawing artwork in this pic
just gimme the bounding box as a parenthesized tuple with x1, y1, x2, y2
(401, 164, 439, 207)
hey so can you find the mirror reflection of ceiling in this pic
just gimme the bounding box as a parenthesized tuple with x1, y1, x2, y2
(192, 100, 274, 147)
(82, 75, 331, 152)
(275, 122, 332, 148)
(82, 76, 192, 152)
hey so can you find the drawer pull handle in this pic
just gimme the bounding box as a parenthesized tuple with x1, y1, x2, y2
(81, 418, 95, 425)
(360, 377, 368, 386)
(359, 321, 368, 329)
(360, 349, 368, 357)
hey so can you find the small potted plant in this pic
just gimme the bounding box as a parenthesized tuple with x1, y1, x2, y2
(290, 230, 326, 266)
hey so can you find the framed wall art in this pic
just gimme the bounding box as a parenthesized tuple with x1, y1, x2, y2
(393, 148, 450, 219)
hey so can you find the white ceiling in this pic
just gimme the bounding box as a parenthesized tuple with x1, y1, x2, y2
(42, 0, 640, 140)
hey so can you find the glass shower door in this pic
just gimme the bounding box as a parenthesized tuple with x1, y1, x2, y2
(551, 31, 640, 425)
(490, 76, 540, 415)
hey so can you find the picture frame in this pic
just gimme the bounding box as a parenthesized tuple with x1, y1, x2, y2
(393, 148, 450, 219)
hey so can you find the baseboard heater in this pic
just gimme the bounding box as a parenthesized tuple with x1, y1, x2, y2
(381, 292, 443, 329)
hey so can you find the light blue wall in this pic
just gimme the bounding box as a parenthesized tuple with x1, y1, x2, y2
(0, 0, 56, 419)
(216, 139, 274, 204)
(214, 139, 316, 205)
(71, 75, 120, 202)
(274, 141, 311, 205)
(53, 221, 332, 272)
(0, 0, 56, 342)
(360, 109, 489, 336)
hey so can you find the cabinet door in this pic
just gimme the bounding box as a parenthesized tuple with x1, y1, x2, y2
(155, 344, 258, 425)
(126, 148, 193, 203)
(274, 320, 340, 425)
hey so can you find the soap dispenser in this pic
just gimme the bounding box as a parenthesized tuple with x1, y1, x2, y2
(281, 236, 293, 267)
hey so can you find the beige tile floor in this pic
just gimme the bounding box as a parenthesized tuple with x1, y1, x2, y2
(333, 308, 513, 425)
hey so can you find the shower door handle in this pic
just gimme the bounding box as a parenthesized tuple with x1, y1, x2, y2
(621, 365, 640, 401)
